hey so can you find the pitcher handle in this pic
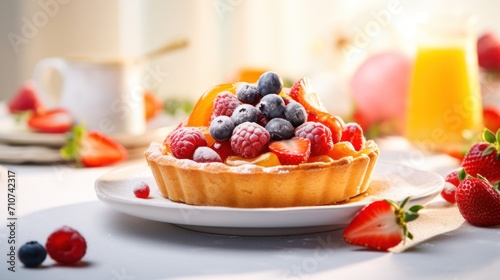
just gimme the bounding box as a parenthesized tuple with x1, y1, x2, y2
(33, 57, 67, 108)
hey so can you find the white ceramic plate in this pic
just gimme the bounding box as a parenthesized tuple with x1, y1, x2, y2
(95, 161, 444, 236)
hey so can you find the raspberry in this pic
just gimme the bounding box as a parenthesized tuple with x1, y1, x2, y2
(295, 122, 333, 156)
(210, 91, 241, 121)
(341, 122, 365, 151)
(46, 226, 87, 265)
(18, 241, 47, 267)
(193, 146, 222, 163)
(169, 127, 208, 159)
(231, 122, 270, 158)
(134, 181, 150, 199)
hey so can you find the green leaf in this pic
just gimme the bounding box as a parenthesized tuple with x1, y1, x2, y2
(407, 231, 414, 240)
(482, 146, 496, 156)
(60, 124, 86, 164)
(483, 129, 496, 144)
(458, 168, 467, 182)
(497, 129, 500, 143)
(405, 213, 420, 222)
(409, 205, 424, 213)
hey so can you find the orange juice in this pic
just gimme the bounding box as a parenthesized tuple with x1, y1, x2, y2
(405, 15, 483, 151)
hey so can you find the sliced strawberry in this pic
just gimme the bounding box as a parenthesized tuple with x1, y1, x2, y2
(61, 125, 128, 167)
(8, 82, 44, 113)
(27, 108, 73, 133)
(461, 128, 500, 183)
(268, 138, 311, 165)
(341, 122, 365, 151)
(456, 171, 500, 227)
(483, 106, 500, 133)
(289, 78, 343, 142)
(343, 197, 423, 251)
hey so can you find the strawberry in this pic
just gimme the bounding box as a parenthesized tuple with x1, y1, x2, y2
(456, 170, 500, 227)
(289, 78, 343, 143)
(269, 138, 311, 165)
(483, 106, 500, 133)
(341, 122, 366, 151)
(461, 129, 500, 183)
(61, 125, 128, 167)
(477, 32, 500, 71)
(343, 197, 423, 251)
(7, 82, 44, 113)
(27, 108, 73, 133)
(441, 169, 460, 204)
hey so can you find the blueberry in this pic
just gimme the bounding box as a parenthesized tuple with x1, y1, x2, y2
(265, 118, 295, 140)
(231, 104, 259, 126)
(236, 83, 260, 104)
(284, 101, 307, 127)
(257, 71, 283, 96)
(209, 116, 235, 141)
(257, 94, 285, 119)
(18, 241, 46, 268)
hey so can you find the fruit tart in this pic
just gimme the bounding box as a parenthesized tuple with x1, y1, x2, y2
(145, 72, 379, 208)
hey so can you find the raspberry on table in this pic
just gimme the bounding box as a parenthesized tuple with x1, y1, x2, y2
(231, 122, 270, 158)
(257, 71, 283, 96)
(46, 226, 87, 265)
(169, 127, 208, 159)
(265, 118, 295, 141)
(231, 104, 259, 126)
(18, 241, 47, 267)
(295, 121, 333, 156)
(210, 91, 241, 121)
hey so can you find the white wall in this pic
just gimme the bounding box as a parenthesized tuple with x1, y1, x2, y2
(1, 0, 500, 102)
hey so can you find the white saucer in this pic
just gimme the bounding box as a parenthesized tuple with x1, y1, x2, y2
(0, 113, 176, 148)
(95, 161, 444, 236)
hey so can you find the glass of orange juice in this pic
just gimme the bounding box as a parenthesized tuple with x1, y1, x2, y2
(405, 13, 483, 152)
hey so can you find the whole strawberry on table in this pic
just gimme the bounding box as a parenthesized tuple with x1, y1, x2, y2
(440, 128, 500, 227)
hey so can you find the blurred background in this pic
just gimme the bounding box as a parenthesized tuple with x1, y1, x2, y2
(1, 0, 500, 124)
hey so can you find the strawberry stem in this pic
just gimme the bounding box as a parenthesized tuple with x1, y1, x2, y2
(385, 197, 424, 242)
(60, 124, 86, 166)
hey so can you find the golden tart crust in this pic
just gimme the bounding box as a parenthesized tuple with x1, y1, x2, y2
(145, 140, 379, 208)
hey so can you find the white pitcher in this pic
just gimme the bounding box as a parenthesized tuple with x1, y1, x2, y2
(33, 56, 146, 135)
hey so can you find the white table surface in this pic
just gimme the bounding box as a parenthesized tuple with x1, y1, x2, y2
(0, 137, 499, 280)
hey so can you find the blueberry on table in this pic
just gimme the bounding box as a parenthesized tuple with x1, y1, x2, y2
(19, 241, 47, 268)
(257, 71, 283, 96)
